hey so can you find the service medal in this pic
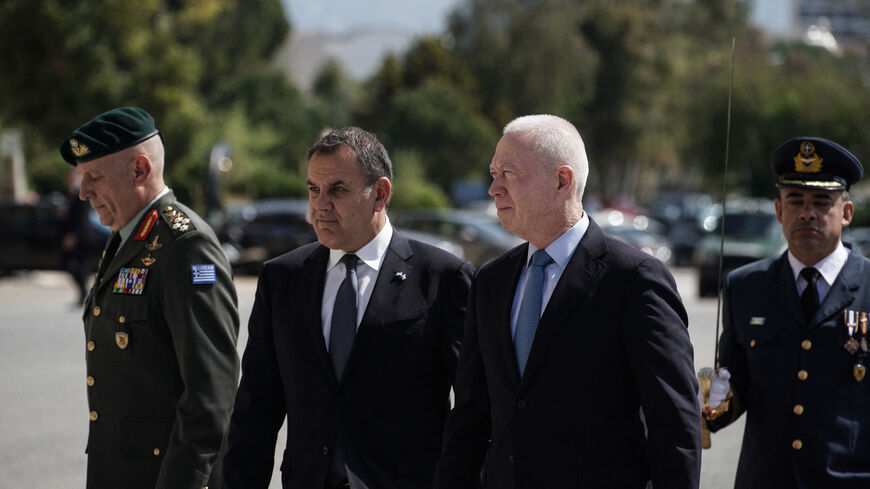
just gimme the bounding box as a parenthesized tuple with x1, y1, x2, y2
(854, 362, 866, 382)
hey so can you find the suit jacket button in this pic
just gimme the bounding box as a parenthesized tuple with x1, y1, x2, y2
(517, 400, 527, 409)
(322, 445, 329, 456)
(508, 455, 516, 465)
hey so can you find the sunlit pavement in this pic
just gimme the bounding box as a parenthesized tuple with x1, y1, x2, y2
(0, 267, 741, 488)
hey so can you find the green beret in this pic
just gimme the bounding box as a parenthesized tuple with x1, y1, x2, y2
(60, 107, 160, 166)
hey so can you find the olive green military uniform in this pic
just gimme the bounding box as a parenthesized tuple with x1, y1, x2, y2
(83, 191, 239, 489)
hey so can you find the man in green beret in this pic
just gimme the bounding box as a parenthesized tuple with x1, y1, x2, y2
(61, 106, 240, 489)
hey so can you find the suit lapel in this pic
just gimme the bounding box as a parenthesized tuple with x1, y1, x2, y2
(810, 248, 862, 329)
(301, 245, 333, 381)
(521, 220, 607, 388)
(341, 232, 414, 383)
(769, 253, 805, 326)
(492, 244, 529, 389)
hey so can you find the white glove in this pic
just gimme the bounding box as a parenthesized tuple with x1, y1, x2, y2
(708, 368, 731, 409)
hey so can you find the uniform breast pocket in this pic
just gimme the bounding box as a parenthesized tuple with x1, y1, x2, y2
(741, 320, 779, 371)
(108, 296, 154, 362)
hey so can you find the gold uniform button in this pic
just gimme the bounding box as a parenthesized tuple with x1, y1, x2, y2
(93, 306, 101, 317)
(792, 439, 803, 450)
(802, 340, 812, 350)
(87, 341, 95, 352)
(118, 315, 126, 324)
(89, 411, 98, 421)
(794, 404, 804, 415)
(750, 339, 756, 347)
(798, 370, 808, 381)
(86, 376, 94, 387)
(153, 448, 160, 456)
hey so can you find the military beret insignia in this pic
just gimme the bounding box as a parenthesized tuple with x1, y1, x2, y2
(69, 139, 90, 158)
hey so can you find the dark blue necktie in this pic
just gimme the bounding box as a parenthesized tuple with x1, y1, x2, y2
(327, 253, 358, 486)
(800, 267, 820, 323)
(329, 253, 359, 379)
(515, 249, 553, 376)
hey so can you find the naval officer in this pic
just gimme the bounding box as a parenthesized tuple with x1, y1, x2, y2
(61, 106, 239, 489)
(704, 137, 870, 488)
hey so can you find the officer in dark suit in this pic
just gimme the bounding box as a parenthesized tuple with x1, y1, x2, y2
(703, 137, 870, 488)
(435, 115, 701, 489)
(222, 127, 474, 489)
(61, 107, 240, 489)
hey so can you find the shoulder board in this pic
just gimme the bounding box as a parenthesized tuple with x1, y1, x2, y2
(160, 204, 194, 234)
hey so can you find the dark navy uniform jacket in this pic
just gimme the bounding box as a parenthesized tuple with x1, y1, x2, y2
(83, 191, 239, 489)
(710, 246, 870, 489)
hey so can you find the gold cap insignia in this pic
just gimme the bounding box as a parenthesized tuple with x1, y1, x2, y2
(70, 139, 90, 158)
(794, 141, 823, 173)
(115, 332, 129, 350)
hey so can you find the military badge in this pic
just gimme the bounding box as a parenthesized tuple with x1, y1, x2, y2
(113, 267, 148, 294)
(145, 235, 163, 251)
(750, 317, 765, 326)
(191, 264, 216, 284)
(135, 210, 159, 241)
(794, 141, 823, 173)
(164, 207, 191, 232)
(115, 332, 129, 350)
(854, 362, 866, 382)
(141, 254, 156, 267)
(70, 138, 90, 158)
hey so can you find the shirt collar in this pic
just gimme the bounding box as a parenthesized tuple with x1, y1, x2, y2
(119, 187, 170, 242)
(526, 212, 590, 268)
(328, 216, 394, 272)
(787, 240, 849, 285)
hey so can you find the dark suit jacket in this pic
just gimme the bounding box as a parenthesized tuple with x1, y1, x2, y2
(709, 247, 870, 488)
(223, 231, 473, 489)
(436, 219, 701, 489)
(83, 192, 240, 489)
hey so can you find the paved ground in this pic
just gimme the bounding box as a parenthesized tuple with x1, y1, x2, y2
(0, 267, 743, 488)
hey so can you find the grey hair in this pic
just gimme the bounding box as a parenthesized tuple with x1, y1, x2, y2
(503, 114, 588, 199)
(307, 127, 392, 185)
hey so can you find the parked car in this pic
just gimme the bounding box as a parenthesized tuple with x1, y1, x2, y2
(693, 199, 786, 297)
(218, 199, 318, 274)
(0, 195, 110, 276)
(391, 209, 522, 266)
(648, 192, 715, 266)
(592, 209, 673, 265)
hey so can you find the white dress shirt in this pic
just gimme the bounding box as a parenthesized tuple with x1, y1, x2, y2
(787, 240, 849, 303)
(321, 217, 394, 350)
(510, 213, 590, 338)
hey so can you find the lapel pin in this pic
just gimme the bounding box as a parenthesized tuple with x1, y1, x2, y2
(395, 272, 407, 281)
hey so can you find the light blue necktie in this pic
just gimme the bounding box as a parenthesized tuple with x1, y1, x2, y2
(515, 249, 553, 376)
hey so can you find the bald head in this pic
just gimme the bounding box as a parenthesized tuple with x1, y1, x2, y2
(503, 114, 589, 201)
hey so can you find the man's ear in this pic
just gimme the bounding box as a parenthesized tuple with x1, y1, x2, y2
(556, 165, 574, 194)
(131, 155, 152, 185)
(774, 198, 783, 224)
(372, 177, 392, 212)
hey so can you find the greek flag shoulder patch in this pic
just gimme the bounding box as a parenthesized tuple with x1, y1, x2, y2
(191, 264, 217, 284)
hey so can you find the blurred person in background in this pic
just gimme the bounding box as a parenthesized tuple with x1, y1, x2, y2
(61, 169, 99, 304)
(62, 106, 239, 489)
(435, 114, 701, 489)
(702, 137, 870, 488)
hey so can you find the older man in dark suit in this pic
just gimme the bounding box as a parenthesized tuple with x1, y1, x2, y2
(222, 127, 473, 489)
(435, 114, 701, 489)
(703, 137, 870, 488)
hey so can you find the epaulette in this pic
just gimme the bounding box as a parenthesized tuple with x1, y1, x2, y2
(160, 204, 193, 234)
